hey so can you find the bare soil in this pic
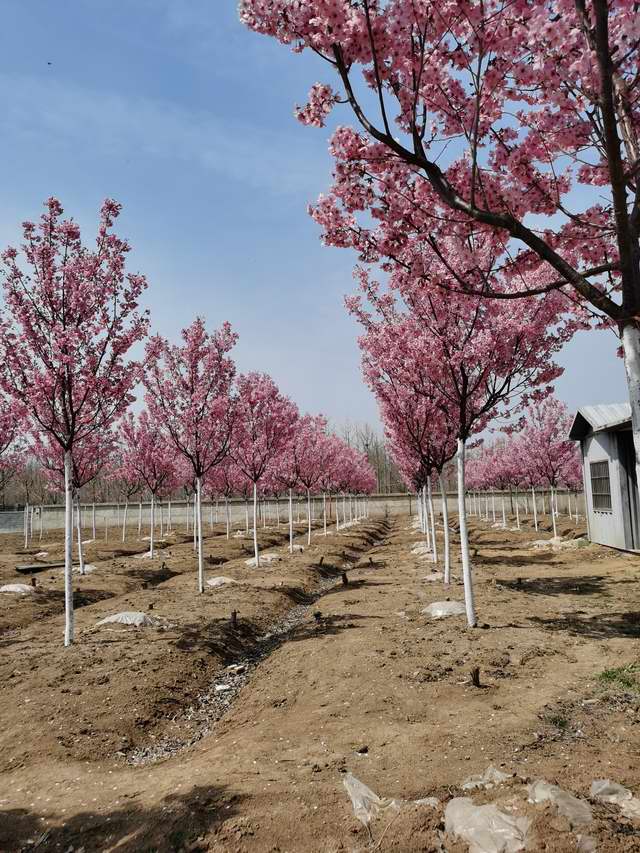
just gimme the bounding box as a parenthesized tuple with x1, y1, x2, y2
(1, 511, 640, 852)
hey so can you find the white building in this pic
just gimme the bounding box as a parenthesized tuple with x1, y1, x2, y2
(569, 403, 639, 551)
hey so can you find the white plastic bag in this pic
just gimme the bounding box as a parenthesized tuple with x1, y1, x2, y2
(207, 576, 236, 588)
(96, 611, 160, 627)
(445, 797, 529, 853)
(422, 601, 466, 618)
(528, 780, 592, 828)
(462, 766, 512, 790)
(591, 779, 640, 820)
(342, 773, 400, 828)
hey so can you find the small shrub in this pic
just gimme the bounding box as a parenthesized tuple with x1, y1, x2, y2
(598, 664, 640, 692)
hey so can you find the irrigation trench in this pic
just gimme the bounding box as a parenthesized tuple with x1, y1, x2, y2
(127, 519, 391, 767)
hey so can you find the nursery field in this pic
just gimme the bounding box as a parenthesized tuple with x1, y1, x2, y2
(1, 514, 640, 852)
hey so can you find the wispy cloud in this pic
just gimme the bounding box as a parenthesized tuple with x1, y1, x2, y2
(0, 72, 325, 197)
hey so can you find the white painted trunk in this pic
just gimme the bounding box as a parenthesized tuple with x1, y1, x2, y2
(501, 496, 506, 528)
(245, 500, 249, 533)
(92, 503, 96, 539)
(551, 487, 558, 538)
(289, 488, 294, 553)
(39, 506, 43, 541)
(307, 489, 312, 545)
(253, 482, 260, 567)
(336, 495, 340, 532)
(196, 477, 204, 593)
(491, 494, 496, 522)
(515, 489, 520, 529)
(186, 497, 190, 533)
(457, 438, 477, 628)
(423, 486, 432, 551)
(439, 474, 451, 584)
(323, 493, 327, 536)
(76, 498, 85, 575)
(150, 493, 155, 558)
(63, 451, 74, 646)
(209, 500, 213, 531)
(138, 500, 142, 535)
(122, 501, 128, 542)
(532, 487, 538, 531)
(168, 500, 172, 532)
(427, 479, 437, 564)
(159, 501, 164, 537)
(225, 496, 230, 539)
(193, 500, 197, 550)
(24, 501, 28, 549)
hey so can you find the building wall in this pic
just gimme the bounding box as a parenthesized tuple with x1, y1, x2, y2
(582, 432, 627, 549)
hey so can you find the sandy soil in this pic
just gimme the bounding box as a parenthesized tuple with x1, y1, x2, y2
(1, 511, 640, 852)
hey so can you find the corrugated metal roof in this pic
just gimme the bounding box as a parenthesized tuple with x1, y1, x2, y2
(568, 402, 631, 440)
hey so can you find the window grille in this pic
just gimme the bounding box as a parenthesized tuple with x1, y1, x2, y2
(590, 460, 612, 512)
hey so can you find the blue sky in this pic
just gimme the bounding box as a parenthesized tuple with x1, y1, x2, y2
(0, 0, 629, 428)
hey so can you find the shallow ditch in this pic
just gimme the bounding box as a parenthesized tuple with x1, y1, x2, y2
(126, 520, 389, 766)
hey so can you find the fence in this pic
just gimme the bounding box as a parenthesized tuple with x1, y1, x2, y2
(0, 489, 585, 536)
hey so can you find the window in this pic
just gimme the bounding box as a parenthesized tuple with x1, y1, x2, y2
(590, 460, 612, 512)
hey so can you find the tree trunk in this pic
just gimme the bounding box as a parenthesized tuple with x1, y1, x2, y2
(193, 500, 197, 550)
(209, 499, 213, 531)
(501, 495, 506, 528)
(245, 500, 249, 533)
(39, 505, 43, 541)
(289, 488, 294, 553)
(515, 489, 520, 529)
(323, 493, 327, 536)
(225, 496, 230, 539)
(427, 478, 437, 564)
(253, 482, 260, 567)
(307, 488, 312, 545)
(168, 499, 172, 532)
(532, 486, 538, 531)
(551, 486, 558, 538)
(122, 501, 128, 542)
(63, 451, 74, 646)
(138, 499, 142, 535)
(491, 494, 496, 522)
(439, 473, 451, 584)
(196, 476, 204, 594)
(457, 438, 477, 628)
(149, 493, 155, 558)
(24, 501, 29, 549)
(92, 503, 96, 539)
(75, 498, 85, 575)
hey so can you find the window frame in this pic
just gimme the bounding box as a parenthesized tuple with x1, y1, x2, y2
(590, 459, 613, 513)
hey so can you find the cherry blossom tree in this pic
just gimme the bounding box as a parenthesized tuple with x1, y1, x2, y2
(0, 198, 148, 645)
(240, 0, 640, 473)
(517, 398, 581, 537)
(349, 270, 565, 626)
(117, 410, 181, 558)
(287, 414, 334, 545)
(230, 373, 298, 566)
(144, 318, 237, 592)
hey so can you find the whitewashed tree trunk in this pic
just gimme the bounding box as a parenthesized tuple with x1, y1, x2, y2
(501, 495, 506, 528)
(149, 493, 155, 558)
(323, 493, 327, 536)
(215, 499, 219, 525)
(253, 482, 260, 567)
(457, 438, 477, 628)
(24, 501, 29, 549)
(186, 497, 190, 533)
(92, 503, 96, 539)
(75, 498, 85, 576)
(63, 451, 74, 646)
(439, 474, 451, 584)
(122, 501, 128, 542)
(532, 486, 538, 531)
(515, 489, 520, 529)
(159, 501, 164, 538)
(245, 500, 249, 533)
(289, 488, 294, 553)
(551, 487, 558, 538)
(225, 496, 230, 539)
(336, 495, 340, 532)
(168, 499, 172, 532)
(276, 496, 281, 529)
(39, 505, 43, 541)
(196, 477, 204, 594)
(491, 494, 496, 522)
(209, 500, 213, 531)
(423, 486, 432, 551)
(427, 478, 437, 564)
(193, 500, 197, 550)
(138, 499, 142, 535)
(307, 488, 312, 545)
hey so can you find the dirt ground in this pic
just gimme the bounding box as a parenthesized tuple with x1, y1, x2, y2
(1, 510, 640, 852)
